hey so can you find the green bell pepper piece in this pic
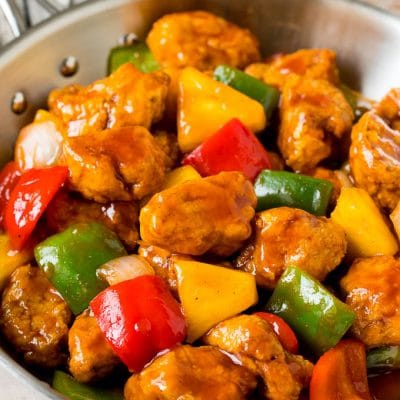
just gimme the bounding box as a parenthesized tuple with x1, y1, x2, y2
(53, 371, 123, 400)
(35, 222, 126, 314)
(107, 42, 160, 74)
(266, 266, 355, 355)
(254, 170, 333, 216)
(367, 346, 400, 372)
(214, 64, 280, 119)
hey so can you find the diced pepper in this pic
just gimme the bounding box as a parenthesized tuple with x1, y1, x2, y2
(369, 370, 400, 400)
(162, 165, 201, 189)
(183, 118, 272, 181)
(340, 84, 373, 120)
(107, 42, 160, 74)
(309, 339, 372, 400)
(178, 67, 266, 152)
(331, 187, 399, 258)
(0, 234, 33, 289)
(173, 259, 258, 343)
(35, 222, 126, 315)
(266, 266, 355, 355)
(367, 345, 400, 372)
(90, 275, 186, 372)
(214, 65, 280, 119)
(52, 370, 123, 400)
(0, 161, 21, 229)
(4, 166, 68, 250)
(254, 312, 299, 353)
(254, 170, 333, 215)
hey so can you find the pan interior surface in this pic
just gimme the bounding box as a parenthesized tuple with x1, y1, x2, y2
(0, 0, 399, 398)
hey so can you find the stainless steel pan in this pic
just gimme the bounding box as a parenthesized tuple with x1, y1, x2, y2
(0, 0, 399, 398)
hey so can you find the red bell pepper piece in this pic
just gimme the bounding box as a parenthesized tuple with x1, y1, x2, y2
(183, 118, 271, 181)
(4, 166, 69, 250)
(90, 275, 187, 372)
(254, 312, 299, 354)
(0, 162, 21, 230)
(310, 339, 372, 400)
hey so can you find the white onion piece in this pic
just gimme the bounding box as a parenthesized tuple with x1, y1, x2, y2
(97, 255, 155, 286)
(15, 120, 64, 171)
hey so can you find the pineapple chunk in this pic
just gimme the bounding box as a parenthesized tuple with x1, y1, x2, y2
(0, 234, 33, 289)
(178, 67, 266, 152)
(331, 187, 398, 258)
(162, 165, 201, 189)
(173, 259, 258, 343)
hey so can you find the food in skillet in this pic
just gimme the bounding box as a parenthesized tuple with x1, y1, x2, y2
(1, 9, 400, 400)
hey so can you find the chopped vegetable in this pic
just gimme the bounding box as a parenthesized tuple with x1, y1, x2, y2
(0, 161, 21, 229)
(214, 64, 280, 119)
(310, 339, 371, 400)
(367, 345, 400, 372)
(52, 370, 123, 400)
(331, 187, 399, 258)
(266, 266, 355, 355)
(4, 166, 68, 250)
(90, 275, 186, 372)
(178, 67, 266, 152)
(0, 234, 33, 289)
(173, 259, 258, 342)
(97, 255, 155, 286)
(162, 165, 201, 189)
(107, 42, 160, 74)
(254, 169, 333, 215)
(254, 312, 299, 353)
(35, 222, 126, 314)
(183, 118, 272, 181)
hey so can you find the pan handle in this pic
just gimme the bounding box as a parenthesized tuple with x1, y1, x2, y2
(0, 0, 27, 39)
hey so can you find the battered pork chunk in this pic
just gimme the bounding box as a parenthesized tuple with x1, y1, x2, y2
(0, 266, 71, 368)
(48, 63, 169, 137)
(203, 315, 313, 400)
(46, 191, 139, 249)
(341, 255, 400, 348)
(350, 88, 400, 211)
(139, 171, 256, 257)
(147, 11, 261, 71)
(124, 345, 258, 400)
(278, 75, 354, 172)
(68, 311, 120, 383)
(236, 207, 346, 289)
(245, 48, 339, 90)
(63, 126, 167, 203)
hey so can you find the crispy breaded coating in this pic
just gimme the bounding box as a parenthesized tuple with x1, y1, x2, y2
(63, 126, 167, 202)
(147, 11, 260, 71)
(139, 172, 256, 257)
(124, 345, 257, 400)
(48, 64, 169, 136)
(0, 266, 71, 368)
(341, 255, 400, 348)
(236, 207, 346, 289)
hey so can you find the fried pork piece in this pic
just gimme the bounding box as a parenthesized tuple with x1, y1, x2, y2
(124, 345, 258, 400)
(146, 11, 260, 71)
(0, 265, 71, 368)
(140, 171, 256, 256)
(48, 63, 169, 137)
(236, 207, 346, 289)
(63, 126, 167, 202)
(153, 130, 180, 170)
(341, 255, 400, 347)
(68, 310, 120, 383)
(203, 315, 313, 400)
(350, 88, 400, 211)
(278, 75, 354, 172)
(46, 191, 139, 249)
(245, 48, 339, 90)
